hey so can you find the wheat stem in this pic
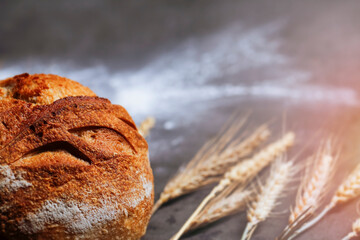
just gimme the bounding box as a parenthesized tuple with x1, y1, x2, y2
(152, 199, 163, 214)
(171, 132, 295, 240)
(241, 222, 257, 240)
(342, 232, 357, 240)
(342, 218, 360, 240)
(170, 183, 226, 240)
(289, 202, 334, 239)
(278, 208, 312, 240)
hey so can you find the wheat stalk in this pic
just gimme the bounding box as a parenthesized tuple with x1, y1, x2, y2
(138, 117, 156, 137)
(278, 140, 336, 240)
(241, 159, 295, 240)
(342, 218, 360, 240)
(171, 132, 295, 240)
(153, 118, 270, 213)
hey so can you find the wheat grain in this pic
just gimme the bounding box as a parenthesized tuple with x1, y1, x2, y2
(138, 117, 156, 137)
(241, 160, 294, 240)
(290, 161, 359, 237)
(171, 132, 295, 240)
(188, 188, 251, 231)
(212, 125, 270, 173)
(332, 163, 360, 205)
(290, 142, 334, 224)
(342, 218, 360, 240)
(153, 119, 270, 213)
(222, 132, 294, 187)
(248, 160, 293, 225)
(278, 140, 336, 240)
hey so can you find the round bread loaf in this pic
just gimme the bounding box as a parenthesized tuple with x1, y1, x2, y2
(0, 73, 154, 239)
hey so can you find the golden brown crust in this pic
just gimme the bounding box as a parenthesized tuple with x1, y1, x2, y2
(0, 74, 153, 240)
(0, 73, 96, 105)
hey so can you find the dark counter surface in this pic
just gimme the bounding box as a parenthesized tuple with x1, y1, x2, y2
(1, 1, 360, 239)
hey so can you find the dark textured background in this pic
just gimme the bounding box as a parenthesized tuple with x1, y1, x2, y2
(1, 1, 360, 239)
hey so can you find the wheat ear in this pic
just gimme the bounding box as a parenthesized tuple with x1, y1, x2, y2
(188, 188, 251, 231)
(292, 161, 359, 237)
(153, 120, 270, 213)
(171, 132, 295, 240)
(241, 159, 294, 240)
(331, 162, 360, 205)
(138, 117, 156, 137)
(279, 140, 336, 240)
(342, 218, 360, 240)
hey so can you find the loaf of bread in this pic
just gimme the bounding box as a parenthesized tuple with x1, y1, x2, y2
(0, 73, 153, 239)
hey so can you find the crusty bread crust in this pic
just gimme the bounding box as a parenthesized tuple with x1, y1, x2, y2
(0, 74, 153, 240)
(0, 73, 96, 105)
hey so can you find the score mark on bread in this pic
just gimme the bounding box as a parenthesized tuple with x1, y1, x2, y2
(0, 73, 153, 240)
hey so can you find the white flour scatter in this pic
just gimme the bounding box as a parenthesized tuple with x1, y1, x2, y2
(171, 137, 184, 147)
(18, 175, 153, 234)
(164, 121, 176, 130)
(120, 176, 153, 208)
(0, 165, 32, 192)
(141, 175, 153, 198)
(121, 188, 144, 209)
(0, 21, 358, 124)
(18, 197, 121, 234)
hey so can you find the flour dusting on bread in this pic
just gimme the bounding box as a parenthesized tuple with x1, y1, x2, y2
(18, 197, 121, 234)
(142, 175, 153, 198)
(18, 176, 153, 235)
(122, 175, 153, 208)
(0, 165, 32, 192)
